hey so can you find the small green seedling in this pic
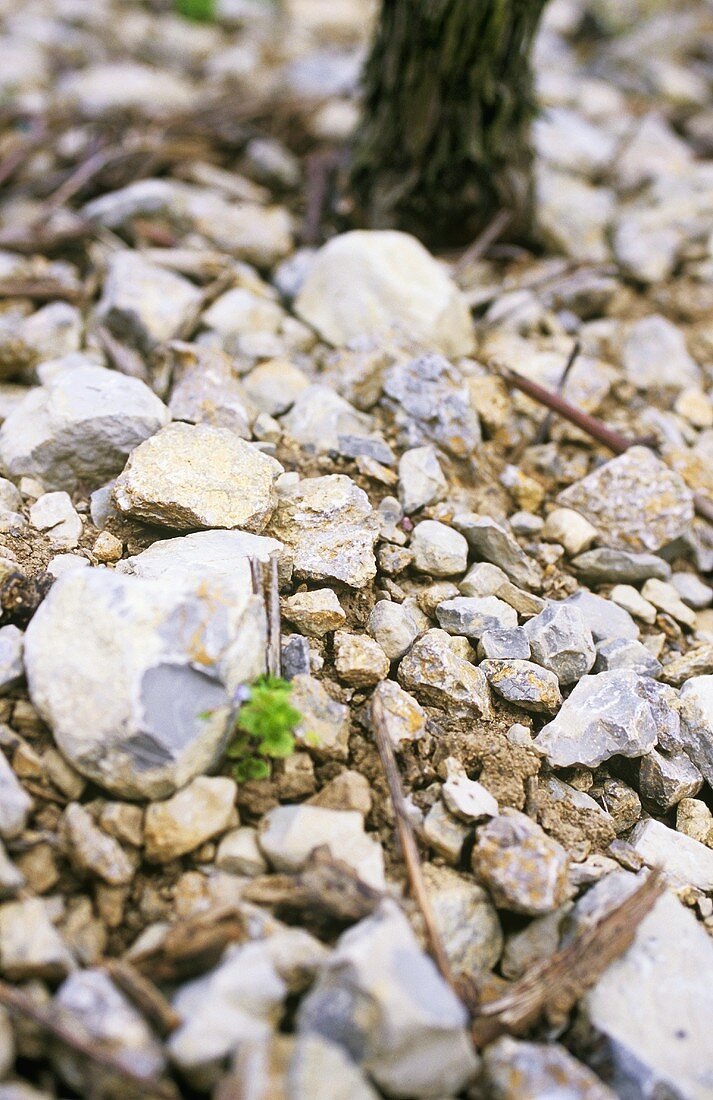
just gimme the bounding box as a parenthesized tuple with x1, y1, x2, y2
(174, 0, 217, 22)
(227, 675, 301, 782)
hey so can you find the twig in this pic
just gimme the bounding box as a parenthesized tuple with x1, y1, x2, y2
(471, 869, 665, 1045)
(0, 979, 176, 1099)
(94, 324, 148, 382)
(370, 691, 455, 988)
(530, 339, 581, 447)
(499, 367, 713, 526)
(454, 210, 512, 274)
(249, 556, 263, 598)
(267, 553, 282, 679)
(104, 958, 181, 1038)
(0, 277, 84, 303)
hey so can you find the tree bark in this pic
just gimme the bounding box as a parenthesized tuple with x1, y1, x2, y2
(351, 0, 548, 244)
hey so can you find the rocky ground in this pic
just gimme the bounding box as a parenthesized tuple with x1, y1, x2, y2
(0, 0, 712, 1097)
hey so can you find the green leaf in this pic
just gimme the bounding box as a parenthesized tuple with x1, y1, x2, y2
(174, 0, 217, 21)
(260, 730, 295, 759)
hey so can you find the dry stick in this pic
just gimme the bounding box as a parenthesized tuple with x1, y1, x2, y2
(500, 366, 713, 527)
(530, 339, 581, 447)
(267, 552, 282, 678)
(471, 869, 665, 1045)
(249, 556, 263, 599)
(370, 692, 455, 988)
(454, 210, 512, 274)
(0, 980, 176, 1099)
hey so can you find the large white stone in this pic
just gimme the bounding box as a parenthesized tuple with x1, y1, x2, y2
(0, 365, 169, 493)
(24, 567, 266, 799)
(295, 231, 474, 357)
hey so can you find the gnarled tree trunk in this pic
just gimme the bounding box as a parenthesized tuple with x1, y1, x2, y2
(351, 0, 548, 243)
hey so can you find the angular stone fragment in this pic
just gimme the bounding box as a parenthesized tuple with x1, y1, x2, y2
(0, 752, 31, 840)
(571, 547, 671, 584)
(453, 513, 542, 590)
(423, 864, 502, 975)
(298, 900, 478, 1098)
(472, 810, 570, 916)
(398, 445, 448, 514)
(269, 475, 378, 588)
(483, 1037, 616, 1099)
(61, 803, 135, 885)
(609, 585, 657, 624)
(478, 627, 530, 661)
(113, 422, 282, 532)
(295, 231, 474, 357)
(0, 365, 169, 492)
(97, 251, 202, 352)
(565, 590, 639, 642)
(541, 507, 598, 556)
(0, 898, 73, 980)
(167, 343, 256, 437)
(369, 680, 427, 747)
(524, 602, 596, 686)
(410, 520, 468, 577)
(289, 675, 350, 761)
(641, 577, 697, 628)
(367, 600, 425, 661)
(383, 353, 480, 458)
(259, 805, 385, 889)
(639, 748, 702, 810)
(582, 884, 713, 1100)
(481, 659, 562, 715)
(216, 827, 267, 876)
(675, 675, 713, 787)
(593, 636, 662, 677)
(333, 631, 389, 687)
(282, 589, 346, 637)
(24, 568, 265, 799)
(676, 798, 713, 847)
(534, 671, 677, 768)
(0, 625, 24, 696)
(422, 802, 469, 863)
(29, 491, 82, 550)
(629, 817, 713, 891)
(557, 447, 694, 552)
(622, 314, 700, 392)
(398, 629, 493, 718)
(54, 969, 165, 1091)
(442, 760, 499, 822)
(436, 596, 518, 639)
(144, 777, 236, 862)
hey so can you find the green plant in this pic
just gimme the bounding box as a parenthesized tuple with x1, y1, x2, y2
(227, 676, 301, 782)
(174, 0, 217, 22)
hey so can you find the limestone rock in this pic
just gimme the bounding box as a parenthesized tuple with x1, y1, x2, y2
(534, 671, 678, 769)
(398, 629, 493, 718)
(410, 520, 468, 578)
(398, 446, 448, 514)
(282, 385, 391, 462)
(369, 680, 427, 747)
(482, 1037, 617, 1100)
(541, 507, 598, 557)
(259, 805, 385, 889)
(628, 818, 713, 891)
(269, 475, 378, 589)
(423, 864, 503, 976)
(622, 314, 700, 392)
(472, 810, 570, 916)
(382, 353, 481, 458)
(524, 602, 596, 686)
(289, 675, 350, 761)
(24, 567, 265, 799)
(297, 900, 478, 1097)
(295, 231, 474, 357)
(288, 1035, 380, 1100)
(638, 748, 702, 810)
(215, 827, 267, 876)
(0, 626, 24, 696)
(0, 898, 73, 980)
(453, 513, 542, 590)
(29, 491, 82, 550)
(61, 803, 135, 885)
(367, 600, 426, 661)
(113, 422, 282, 532)
(436, 596, 518, 639)
(481, 659, 562, 715)
(97, 251, 202, 353)
(167, 343, 256, 437)
(571, 547, 671, 585)
(557, 447, 694, 552)
(565, 590, 639, 642)
(144, 777, 237, 862)
(0, 752, 31, 840)
(0, 365, 169, 492)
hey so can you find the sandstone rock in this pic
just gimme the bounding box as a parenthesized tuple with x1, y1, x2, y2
(282, 589, 346, 637)
(113, 422, 282, 532)
(558, 447, 694, 553)
(144, 777, 237, 862)
(0, 365, 169, 493)
(295, 231, 474, 357)
(269, 475, 378, 589)
(333, 632, 389, 687)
